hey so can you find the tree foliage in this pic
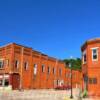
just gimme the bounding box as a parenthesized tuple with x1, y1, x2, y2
(63, 58, 82, 70)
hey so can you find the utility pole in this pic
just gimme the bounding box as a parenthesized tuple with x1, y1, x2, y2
(70, 65, 73, 99)
(69, 56, 73, 99)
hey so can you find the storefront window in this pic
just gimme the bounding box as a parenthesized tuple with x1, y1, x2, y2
(4, 79, 9, 86)
(0, 80, 2, 86)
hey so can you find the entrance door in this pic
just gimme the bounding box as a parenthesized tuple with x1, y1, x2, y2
(12, 74, 20, 90)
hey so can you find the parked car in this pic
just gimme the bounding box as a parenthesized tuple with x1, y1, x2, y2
(55, 85, 71, 90)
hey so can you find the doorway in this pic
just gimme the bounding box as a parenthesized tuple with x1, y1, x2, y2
(11, 73, 20, 90)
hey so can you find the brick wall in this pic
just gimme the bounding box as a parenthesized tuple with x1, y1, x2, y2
(0, 43, 82, 90)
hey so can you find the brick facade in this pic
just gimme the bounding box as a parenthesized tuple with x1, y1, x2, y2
(0, 43, 81, 90)
(81, 38, 100, 95)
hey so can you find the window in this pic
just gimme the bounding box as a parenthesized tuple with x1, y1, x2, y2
(83, 51, 86, 64)
(89, 78, 92, 84)
(53, 67, 56, 75)
(42, 64, 45, 73)
(59, 68, 62, 76)
(6, 59, 9, 66)
(33, 64, 37, 75)
(15, 60, 19, 69)
(47, 66, 50, 74)
(66, 73, 70, 78)
(93, 78, 97, 84)
(92, 48, 98, 61)
(89, 78, 97, 84)
(0, 60, 4, 69)
(24, 62, 28, 70)
(83, 54, 86, 63)
(0, 80, 2, 86)
(4, 79, 9, 87)
(66, 73, 68, 78)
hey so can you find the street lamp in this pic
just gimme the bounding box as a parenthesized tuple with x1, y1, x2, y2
(69, 58, 73, 99)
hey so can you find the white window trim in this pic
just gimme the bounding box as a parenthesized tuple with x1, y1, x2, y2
(91, 48, 98, 61)
(90, 47, 99, 50)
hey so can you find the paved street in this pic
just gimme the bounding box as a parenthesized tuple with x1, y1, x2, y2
(0, 89, 99, 100)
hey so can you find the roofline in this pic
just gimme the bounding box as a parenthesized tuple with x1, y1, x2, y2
(0, 42, 13, 48)
(0, 42, 64, 63)
(81, 38, 100, 51)
(13, 43, 32, 49)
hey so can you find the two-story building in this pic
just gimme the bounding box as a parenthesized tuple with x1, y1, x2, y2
(81, 38, 100, 96)
(0, 43, 82, 90)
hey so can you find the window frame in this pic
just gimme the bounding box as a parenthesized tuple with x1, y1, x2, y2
(15, 60, 19, 69)
(24, 61, 28, 71)
(0, 59, 4, 69)
(47, 66, 50, 74)
(59, 68, 62, 76)
(0, 79, 3, 86)
(89, 77, 97, 84)
(82, 50, 86, 64)
(91, 48, 98, 61)
(4, 79, 9, 87)
(53, 67, 56, 75)
(42, 64, 45, 73)
(6, 59, 9, 66)
(33, 64, 37, 75)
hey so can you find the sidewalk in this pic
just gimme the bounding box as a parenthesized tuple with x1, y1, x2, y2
(0, 89, 99, 100)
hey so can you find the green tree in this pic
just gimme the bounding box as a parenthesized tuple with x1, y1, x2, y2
(63, 58, 81, 70)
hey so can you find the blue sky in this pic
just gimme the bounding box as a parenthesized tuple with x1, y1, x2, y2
(0, 0, 100, 59)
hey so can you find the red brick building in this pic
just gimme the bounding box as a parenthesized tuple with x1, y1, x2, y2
(81, 38, 100, 95)
(65, 67, 82, 88)
(0, 43, 81, 90)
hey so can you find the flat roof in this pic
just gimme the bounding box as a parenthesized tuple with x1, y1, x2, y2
(0, 42, 64, 63)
